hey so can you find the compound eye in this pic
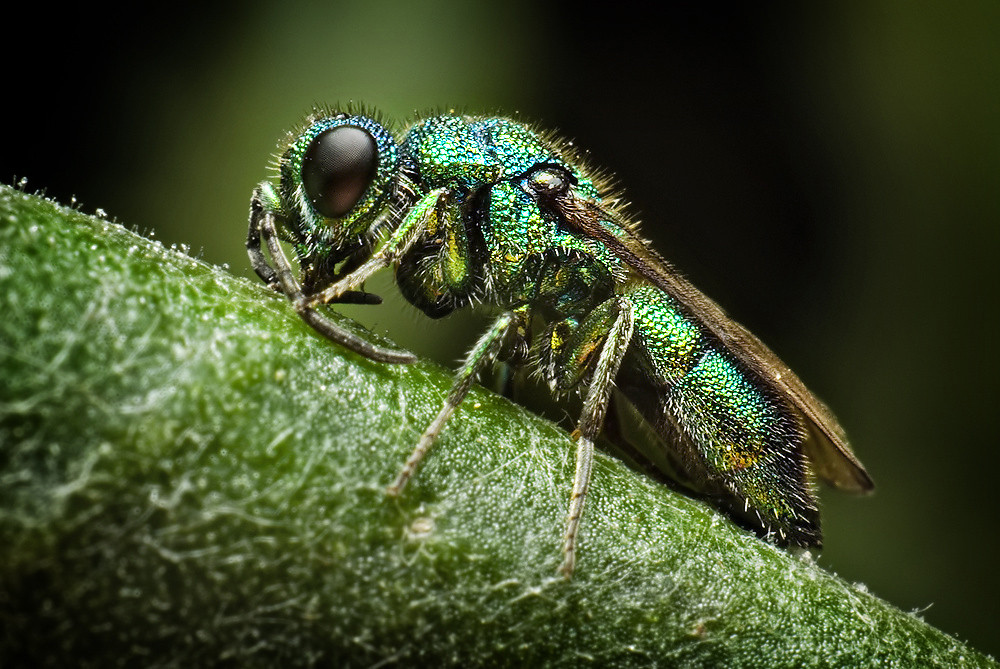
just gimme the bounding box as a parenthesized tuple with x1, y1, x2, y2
(301, 126, 378, 218)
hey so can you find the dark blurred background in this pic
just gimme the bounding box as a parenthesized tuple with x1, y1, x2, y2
(4, 0, 998, 656)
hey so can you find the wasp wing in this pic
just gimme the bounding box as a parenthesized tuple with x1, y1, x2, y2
(553, 193, 873, 494)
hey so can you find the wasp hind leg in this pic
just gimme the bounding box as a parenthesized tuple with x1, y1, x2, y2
(551, 297, 635, 577)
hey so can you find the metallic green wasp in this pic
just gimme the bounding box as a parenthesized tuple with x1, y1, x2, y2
(247, 106, 873, 576)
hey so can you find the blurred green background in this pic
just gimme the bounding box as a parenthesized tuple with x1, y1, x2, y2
(4, 0, 998, 657)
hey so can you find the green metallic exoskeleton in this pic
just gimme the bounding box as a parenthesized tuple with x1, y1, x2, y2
(247, 106, 873, 576)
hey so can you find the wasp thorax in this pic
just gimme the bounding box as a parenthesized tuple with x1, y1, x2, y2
(302, 126, 378, 219)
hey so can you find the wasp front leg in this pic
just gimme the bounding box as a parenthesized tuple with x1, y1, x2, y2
(247, 183, 284, 290)
(541, 298, 636, 576)
(302, 188, 450, 311)
(248, 182, 417, 364)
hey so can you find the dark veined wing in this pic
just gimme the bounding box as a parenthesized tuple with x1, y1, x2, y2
(551, 191, 874, 494)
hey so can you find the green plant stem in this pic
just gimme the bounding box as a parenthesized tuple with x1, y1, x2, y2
(0, 185, 992, 666)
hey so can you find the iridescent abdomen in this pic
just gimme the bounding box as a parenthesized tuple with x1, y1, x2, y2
(621, 285, 818, 543)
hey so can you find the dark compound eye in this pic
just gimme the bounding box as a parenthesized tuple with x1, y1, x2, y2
(301, 125, 378, 218)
